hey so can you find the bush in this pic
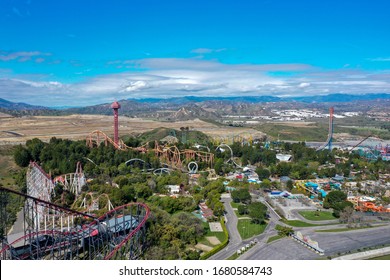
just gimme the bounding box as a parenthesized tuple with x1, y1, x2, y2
(275, 225, 294, 236)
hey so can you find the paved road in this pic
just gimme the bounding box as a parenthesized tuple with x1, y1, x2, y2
(4, 209, 26, 246)
(8, 210, 25, 235)
(210, 193, 281, 260)
(209, 194, 242, 260)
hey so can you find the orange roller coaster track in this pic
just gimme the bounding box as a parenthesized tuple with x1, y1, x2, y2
(154, 141, 182, 168)
(182, 149, 214, 166)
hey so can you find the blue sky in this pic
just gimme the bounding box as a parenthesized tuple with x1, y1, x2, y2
(0, 0, 389, 106)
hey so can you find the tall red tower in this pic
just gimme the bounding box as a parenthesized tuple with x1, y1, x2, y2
(111, 101, 121, 146)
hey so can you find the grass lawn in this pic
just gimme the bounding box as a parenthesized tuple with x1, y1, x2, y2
(266, 235, 284, 243)
(298, 210, 337, 221)
(237, 220, 267, 240)
(230, 202, 240, 209)
(368, 254, 390, 260)
(280, 219, 331, 227)
(227, 252, 239, 260)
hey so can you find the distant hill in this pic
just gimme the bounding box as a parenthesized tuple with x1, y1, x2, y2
(136, 127, 211, 144)
(0, 98, 48, 110)
(65, 102, 118, 115)
(167, 105, 220, 121)
(0, 98, 54, 116)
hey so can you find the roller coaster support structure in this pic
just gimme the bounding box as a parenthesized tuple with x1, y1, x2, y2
(317, 107, 334, 151)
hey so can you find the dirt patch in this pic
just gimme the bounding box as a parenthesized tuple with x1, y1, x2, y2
(195, 243, 213, 252)
(206, 236, 221, 246)
(0, 115, 264, 145)
(0, 113, 13, 118)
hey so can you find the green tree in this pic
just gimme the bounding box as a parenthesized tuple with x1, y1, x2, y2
(213, 201, 225, 216)
(275, 225, 294, 236)
(286, 180, 294, 191)
(214, 158, 224, 175)
(260, 179, 272, 189)
(276, 162, 291, 177)
(256, 167, 270, 180)
(248, 202, 268, 224)
(231, 188, 251, 204)
(237, 204, 248, 215)
(323, 190, 347, 209)
(26, 138, 45, 162)
(14, 145, 31, 167)
(332, 201, 354, 218)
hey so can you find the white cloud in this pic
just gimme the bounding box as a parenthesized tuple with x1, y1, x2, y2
(0, 51, 51, 62)
(191, 48, 214, 54)
(119, 81, 148, 92)
(299, 82, 310, 88)
(368, 57, 390, 62)
(191, 48, 228, 54)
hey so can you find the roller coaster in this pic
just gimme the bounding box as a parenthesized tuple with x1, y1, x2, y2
(317, 107, 334, 151)
(349, 135, 390, 161)
(76, 192, 114, 214)
(0, 162, 150, 260)
(215, 143, 242, 168)
(53, 161, 86, 197)
(86, 130, 148, 153)
(86, 130, 214, 170)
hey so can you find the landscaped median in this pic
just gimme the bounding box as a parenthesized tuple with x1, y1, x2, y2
(237, 219, 267, 239)
(200, 218, 229, 260)
(266, 235, 284, 243)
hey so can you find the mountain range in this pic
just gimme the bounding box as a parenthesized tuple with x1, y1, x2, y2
(1, 93, 390, 120)
(0, 98, 48, 110)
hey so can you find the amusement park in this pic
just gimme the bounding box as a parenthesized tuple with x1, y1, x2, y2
(1, 102, 390, 261)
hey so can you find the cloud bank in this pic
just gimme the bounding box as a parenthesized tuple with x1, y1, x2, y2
(1, 57, 390, 106)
